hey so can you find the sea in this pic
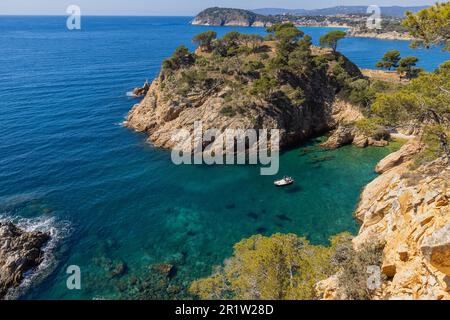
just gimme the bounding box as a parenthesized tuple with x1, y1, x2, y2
(0, 16, 448, 299)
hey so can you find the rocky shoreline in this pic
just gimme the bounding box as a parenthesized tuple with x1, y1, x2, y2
(124, 43, 369, 151)
(0, 221, 50, 299)
(346, 29, 414, 41)
(317, 140, 450, 300)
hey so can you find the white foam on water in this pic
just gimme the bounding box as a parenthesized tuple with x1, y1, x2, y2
(114, 120, 126, 127)
(126, 91, 138, 97)
(1, 215, 72, 300)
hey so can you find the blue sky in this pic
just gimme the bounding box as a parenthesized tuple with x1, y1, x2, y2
(0, 0, 441, 16)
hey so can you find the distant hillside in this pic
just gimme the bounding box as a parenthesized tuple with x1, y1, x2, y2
(252, 6, 428, 18)
(191, 7, 276, 27)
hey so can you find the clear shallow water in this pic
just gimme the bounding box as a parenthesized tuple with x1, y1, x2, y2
(0, 16, 447, 300)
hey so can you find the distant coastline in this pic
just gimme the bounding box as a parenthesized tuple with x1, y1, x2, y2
(191, 7, 415, 41)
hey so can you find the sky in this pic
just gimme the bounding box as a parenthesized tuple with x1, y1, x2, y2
(0, 0, 441, 16)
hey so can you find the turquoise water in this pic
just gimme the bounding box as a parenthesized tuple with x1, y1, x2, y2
(0, 16, 447, 300)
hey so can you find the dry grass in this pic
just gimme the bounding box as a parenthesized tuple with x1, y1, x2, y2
(361, 69, 408, 83)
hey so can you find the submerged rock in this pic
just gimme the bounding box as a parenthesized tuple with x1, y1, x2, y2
(151, 263, 176, 278)
(0, 221, 50, 299)
(108, 262, 128, 279)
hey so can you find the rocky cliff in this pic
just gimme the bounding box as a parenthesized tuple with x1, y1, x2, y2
(125, 40, 364, 151)
(0, 222, 50, 299)
(317, 140, 450, 300)
(191, 7, 276, 27)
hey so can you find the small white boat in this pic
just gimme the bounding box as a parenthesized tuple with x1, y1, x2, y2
(274, 176, 295, 187)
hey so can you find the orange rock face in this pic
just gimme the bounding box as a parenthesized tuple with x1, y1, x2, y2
(317, 140, 450, 300)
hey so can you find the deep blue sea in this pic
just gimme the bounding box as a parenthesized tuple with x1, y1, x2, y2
(0, 16, 448, 300)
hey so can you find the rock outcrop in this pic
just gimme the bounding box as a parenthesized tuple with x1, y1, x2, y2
(125, 43, 363, 151)
(320, 100, 392, 149)
(321, 125, 390, 150)
(347, 29, 414, 41)
(421, 224, 450, 276)
(375, 139, 422, 173)
(191, 7, 275, 27)
(0, 222, 50, 299)
(317, 140, 450, 300)
(131, 80, 151, 97)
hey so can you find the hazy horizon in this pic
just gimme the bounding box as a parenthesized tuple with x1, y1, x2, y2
(0, 0, 443, 16)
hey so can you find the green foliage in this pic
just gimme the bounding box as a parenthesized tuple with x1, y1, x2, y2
(260, 52, 270, 60)
(192, 31, 217, 52)
(267, 23, 305, 56)
(376, 50, 401, 71)
(288, 43, 314, 76)
(240, 34, 265, 52)
(397, 56, 422, 79)
(333, 240, 385, 300)
(355, 118, 389, 140)
(343, 79, 397, 109)
(319, 31, 347, 52)
(251, 76, 277, 100)
(346, 79, 371, 106)
(220, 106, 237, 117)
(403, 2, 450, 51)
(372, 62, 450, 158)
(212, 31, 262, 58)
(189, 233, 353, 300)
(161, 28, 360, 119)
(162, 45, 196, 72)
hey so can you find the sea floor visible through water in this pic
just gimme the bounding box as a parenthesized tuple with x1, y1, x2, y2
(0, 16, 446, 300)
(7, 137, 403, 300)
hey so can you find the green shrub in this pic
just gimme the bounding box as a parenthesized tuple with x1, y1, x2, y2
(189, 233, 352, 300)
(220, 106, 236, 117)
(333, 241, 385, 300)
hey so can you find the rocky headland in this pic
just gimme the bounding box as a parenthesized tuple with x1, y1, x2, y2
(191, 7, 415, 42)
(191, 7, 275, 27)
(0, 221, 50, 299)
(126, 26, 449, 300)
(317, 140, 450, 300)
(125, 32, 381, 151)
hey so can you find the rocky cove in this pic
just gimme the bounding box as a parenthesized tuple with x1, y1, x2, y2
(317, 140, 450, 299)
(123, 27, 449, 300)
(1, 15, 448, 300)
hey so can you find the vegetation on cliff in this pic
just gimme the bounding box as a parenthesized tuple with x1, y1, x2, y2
(189, 233, 352, 300)
(370, 2, 450, 164)
(189, 232, 388, 300)
(185, 3, 450, 301)
(191, 7, 277, 27)
(319, 30, 347, 53)
(376, 50, 422, 79)
(403, 2, 450, 51)
(162, 24, 371, 115)
(127, 23, 379, 149)
(373, 62, 450, 163)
